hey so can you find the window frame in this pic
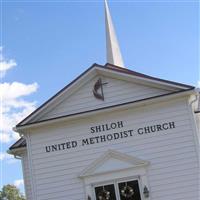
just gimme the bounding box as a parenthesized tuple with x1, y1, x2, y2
(93, 176, 143, 200)
(93, 181, 117, 200)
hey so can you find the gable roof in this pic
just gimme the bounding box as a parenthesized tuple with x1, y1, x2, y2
(15, 63, 194, 128)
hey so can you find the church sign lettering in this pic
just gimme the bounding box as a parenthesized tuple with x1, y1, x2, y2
(45, 121, 175, 153)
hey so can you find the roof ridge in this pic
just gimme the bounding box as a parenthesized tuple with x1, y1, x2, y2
(105, 63, 194, 89)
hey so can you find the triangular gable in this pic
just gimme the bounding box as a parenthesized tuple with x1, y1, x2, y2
(35, 75, 176, 122)
(79, 150, 149, 178)
(16, 63, 194, 128)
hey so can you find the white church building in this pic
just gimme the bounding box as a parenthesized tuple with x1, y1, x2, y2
(8, 1, 200, 200)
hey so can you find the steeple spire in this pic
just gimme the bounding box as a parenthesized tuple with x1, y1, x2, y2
(105, 0, 125, 68)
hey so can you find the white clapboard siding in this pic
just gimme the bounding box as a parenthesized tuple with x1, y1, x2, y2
(195, 113, 200, 139)
(25, 97, 199, 200)
(21, 152, 32, 200)
(30, 97, 187, 145)
(38, 76, 171, 121)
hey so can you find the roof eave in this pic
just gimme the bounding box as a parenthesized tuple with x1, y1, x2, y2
(7, 147, 26, 156)
(14, 88, 195, 132)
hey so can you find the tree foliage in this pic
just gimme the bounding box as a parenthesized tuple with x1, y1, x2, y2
(0, 184, 25, 200)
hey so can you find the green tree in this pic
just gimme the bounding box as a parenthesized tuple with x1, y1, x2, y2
(0, 184, 25, 200)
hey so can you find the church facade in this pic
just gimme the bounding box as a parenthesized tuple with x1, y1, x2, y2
(8, 1, 199, 200)
(9, 63, 200, 200)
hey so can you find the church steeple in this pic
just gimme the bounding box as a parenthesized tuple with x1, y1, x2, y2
(105, 0, 125, 68)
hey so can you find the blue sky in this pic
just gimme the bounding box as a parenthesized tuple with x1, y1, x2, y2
(0, 0, 199, 195)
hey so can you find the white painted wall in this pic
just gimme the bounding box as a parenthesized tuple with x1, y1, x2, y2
(24, 96, 199, 200)
(195, 113, 200, 136)
(21, 151, 33, 200)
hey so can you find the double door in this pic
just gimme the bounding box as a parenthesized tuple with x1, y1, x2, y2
(94, 179, 142, 200)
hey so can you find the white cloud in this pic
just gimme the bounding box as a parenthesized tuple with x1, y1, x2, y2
(0, 152, 11, 160)
(197, 81, 200, 88)
(0, 60, 17, 74)
(1, 100, 38, 144)
(0, 133, 12, 143)
(14, 179, 24, 188)
(0, 82, 38, 100)
(0, 82, 38, 143)
(0, 152, 18, 164)
(0, 47, 39, 143)
(0, 47, 17, 77)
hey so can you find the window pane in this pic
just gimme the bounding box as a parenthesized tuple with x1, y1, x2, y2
(118, 180, 141, 200)
(95, 184, 117, 200)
